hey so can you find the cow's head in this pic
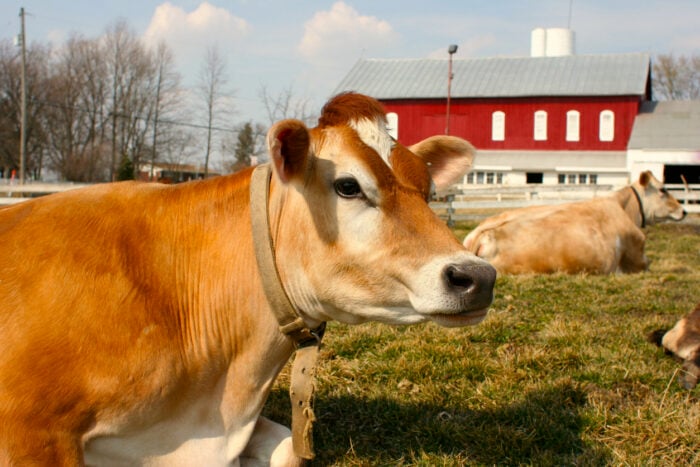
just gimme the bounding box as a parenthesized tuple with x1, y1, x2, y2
(264, 92, 496, 328)
(634, 171, 686, 224)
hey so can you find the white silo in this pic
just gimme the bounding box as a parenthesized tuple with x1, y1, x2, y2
(530, 28, 576, 57)
(530, 28, 546, 57)
(544, 28, 575, 56)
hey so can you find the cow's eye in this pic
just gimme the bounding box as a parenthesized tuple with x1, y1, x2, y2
(334, 177, 363, 198)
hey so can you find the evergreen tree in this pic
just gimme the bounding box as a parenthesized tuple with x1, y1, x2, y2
(234, 121, 255, 169)
(117, 154, 135, 180)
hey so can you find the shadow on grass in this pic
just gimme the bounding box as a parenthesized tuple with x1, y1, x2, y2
(268, 380, 610, 465)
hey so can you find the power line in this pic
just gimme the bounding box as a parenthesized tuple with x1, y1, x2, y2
(29, 97, 239, 134)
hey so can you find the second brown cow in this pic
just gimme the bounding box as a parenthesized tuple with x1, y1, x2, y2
(463, 171, 686, 274)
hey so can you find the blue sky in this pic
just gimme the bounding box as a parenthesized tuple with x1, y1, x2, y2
(2, 0, 699, 126)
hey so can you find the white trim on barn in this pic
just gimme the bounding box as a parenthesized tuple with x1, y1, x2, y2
(464, 149, 630, 188)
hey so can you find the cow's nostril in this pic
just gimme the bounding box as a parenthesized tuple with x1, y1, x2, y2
(444, 264, 475, 291)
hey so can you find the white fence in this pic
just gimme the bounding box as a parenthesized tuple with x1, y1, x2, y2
(0, 182, 90, 205)
(1, 181, 698, 221)
(665, 183, 700, 212)
(431, 183, 700, 223)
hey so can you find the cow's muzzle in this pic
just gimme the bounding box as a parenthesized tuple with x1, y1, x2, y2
(443, 261, 497, 311)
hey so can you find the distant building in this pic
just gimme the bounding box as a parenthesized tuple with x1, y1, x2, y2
(628, 100, 700, 184)
(335, 51, 651, 188)
(138, 163, 220, 183)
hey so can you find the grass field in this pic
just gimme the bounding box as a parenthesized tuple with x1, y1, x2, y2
(264, 216, 700, 466)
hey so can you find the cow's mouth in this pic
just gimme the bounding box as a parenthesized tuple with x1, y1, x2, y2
(426, 308, 490, 327)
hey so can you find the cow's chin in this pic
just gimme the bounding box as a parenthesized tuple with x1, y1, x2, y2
(425, 308, 490, 328)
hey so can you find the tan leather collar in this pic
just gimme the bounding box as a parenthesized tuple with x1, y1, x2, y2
(249, 163, 324, 460)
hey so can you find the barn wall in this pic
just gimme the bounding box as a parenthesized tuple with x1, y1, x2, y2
(382, 96, 641, 151)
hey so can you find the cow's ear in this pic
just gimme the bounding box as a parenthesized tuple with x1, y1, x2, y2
(267, 119, 310, 184)
(638, 170, 651, 187)
(409, 136, 475, 191)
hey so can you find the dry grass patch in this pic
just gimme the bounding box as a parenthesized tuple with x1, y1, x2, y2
(264, 216, 700, 465)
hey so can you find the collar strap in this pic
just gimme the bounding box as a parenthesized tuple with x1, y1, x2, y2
(630, 186, 646, 228)
(249, 163, 324, 460)
(250, 163, 325, 345)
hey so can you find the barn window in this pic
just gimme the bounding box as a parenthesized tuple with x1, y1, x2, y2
(599, 110, 614, 141)
(559, 173, 598, 185)
(566, 110, 580, 141)
(534, 110, 547, 141)
(386, 112, 399, 140)
(466, 171, 504, 185)
(492, 111, 505, 141)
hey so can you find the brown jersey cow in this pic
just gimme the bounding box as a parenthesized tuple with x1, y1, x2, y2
(463, 171, 686, 274)
(0, 92, 495, 465)
(649, 302, 700, 389)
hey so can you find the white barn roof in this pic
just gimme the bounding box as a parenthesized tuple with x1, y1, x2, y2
(628, 100, 700, 150)
(334, 53, 651, 99)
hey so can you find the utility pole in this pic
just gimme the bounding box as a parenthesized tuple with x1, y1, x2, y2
(18, 7, 27, 185)
(445, 44, 458, 135)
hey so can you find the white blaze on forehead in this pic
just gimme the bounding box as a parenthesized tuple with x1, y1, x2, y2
(348, 117, 394, 166)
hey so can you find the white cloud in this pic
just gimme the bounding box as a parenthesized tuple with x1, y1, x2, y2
(298, 1, 398, 62)
(143, 2, 250, 71)
(294, 2, 400, 105)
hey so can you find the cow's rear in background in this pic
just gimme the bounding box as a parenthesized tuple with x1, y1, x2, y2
(0, 92, 495, 466)
(463, 171, 686, 274)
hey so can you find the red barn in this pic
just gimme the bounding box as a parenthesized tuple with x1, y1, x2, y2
(335, 52, 651, 188)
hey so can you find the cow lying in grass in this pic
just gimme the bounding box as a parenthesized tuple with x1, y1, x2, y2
(463, 171, 686, 274)
(0, 92, 496, 465)
(649, 302, 700, 390)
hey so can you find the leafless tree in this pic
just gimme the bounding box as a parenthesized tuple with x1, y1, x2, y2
(248, 84, 315, 167)
(653, 53, 700, 100)
(44, 24, 157, 182)
(121, 50, 157, 179)
(104, 20, 155, 181)
(197, 45, 230, 177)
(0, 39, 51, 180)
(0, 19, 236, 183)
(27, 27, 187, 183)
(146, 41, 182, 180)
(44, 33, 110, 182)
(258, 84, 315, 126)
(157, 126, 198, 167)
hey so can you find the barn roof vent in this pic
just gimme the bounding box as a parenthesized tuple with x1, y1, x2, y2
(531, 28, 575, 57)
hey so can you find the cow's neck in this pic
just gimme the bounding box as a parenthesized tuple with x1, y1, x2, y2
(173, 170, 295, 363)
(616, 185, 646, 228)
(250, 164, 325, 344)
